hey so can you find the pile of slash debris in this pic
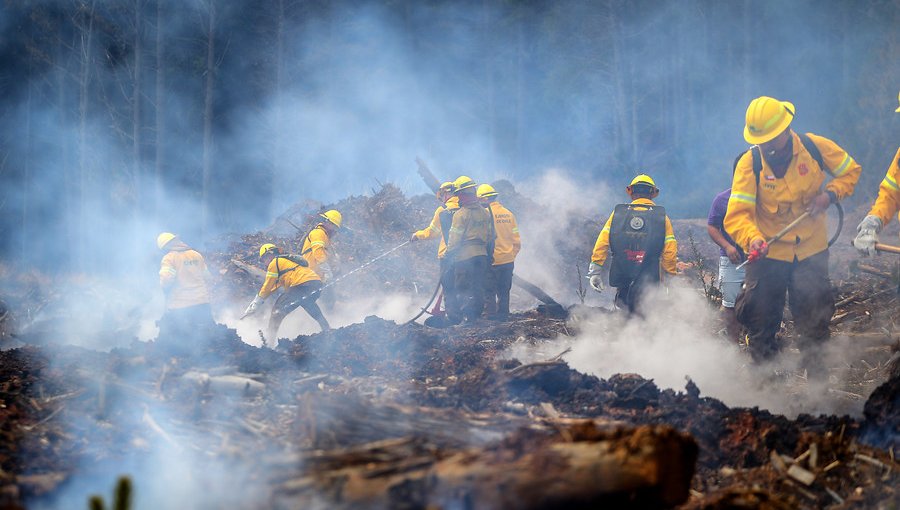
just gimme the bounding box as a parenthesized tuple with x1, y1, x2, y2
(0, 182, 899, 509)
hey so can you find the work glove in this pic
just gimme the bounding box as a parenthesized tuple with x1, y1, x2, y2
(318, 262, 334, 282)
(587, 262, 606, 292)
(853, 215, 882, 257)
(243, 295, 264, 317)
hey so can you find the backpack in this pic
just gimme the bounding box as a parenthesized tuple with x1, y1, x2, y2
(607, 203, 666, 288)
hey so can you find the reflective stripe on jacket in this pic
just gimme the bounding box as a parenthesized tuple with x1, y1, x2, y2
(591, 198, 678, 274)
(868, 147, 900, 227)
(301, 225, 330, 273)
(446, 202, 492, 262)
(488, 201, 521, 265)
(724, 131, 861, 262)
(258, 256, 321, 299)
(414, 196, 459, 259)
(160, 245, 210, 309)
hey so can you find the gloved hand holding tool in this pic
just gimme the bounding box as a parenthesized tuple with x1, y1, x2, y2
(853, 215, 882, 257)
(736, 211, 811, 270)
(241, 295, 263, 319)
(587, 262, 607, 292)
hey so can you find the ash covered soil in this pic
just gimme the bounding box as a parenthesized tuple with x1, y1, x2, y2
(1, 183, 899, 509)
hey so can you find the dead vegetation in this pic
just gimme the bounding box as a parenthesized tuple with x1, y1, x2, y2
(0, 183, 899, 509)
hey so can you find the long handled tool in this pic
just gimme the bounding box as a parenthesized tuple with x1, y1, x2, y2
(874, 243, 900, 255)
(236, 240, 412, 318)
(735, 211, 811, 270)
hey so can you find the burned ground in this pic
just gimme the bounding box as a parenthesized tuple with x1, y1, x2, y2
(1, 184, 899, 509)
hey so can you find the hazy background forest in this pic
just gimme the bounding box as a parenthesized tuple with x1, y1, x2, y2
(0, 0, 898, 272)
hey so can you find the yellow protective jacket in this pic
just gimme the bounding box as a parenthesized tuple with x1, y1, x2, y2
(446, 202, 493, 263)
(724, 131, 861, 262)
(487, 200, 521, 265)
(159, 242, 211, 310)
(301, 225, 331, 273)
(591, 198, 677, 274)
(867, 147, 900, 227)
(414, 196, 459, 259)
(257, 256, 321, 299)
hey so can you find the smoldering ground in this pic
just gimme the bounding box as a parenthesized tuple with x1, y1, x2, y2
(504, 277, 876, 419)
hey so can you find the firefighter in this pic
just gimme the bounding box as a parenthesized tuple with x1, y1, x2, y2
(587, 175, 677, 314)
(301, 209, 342, 308)
(156, 232, 215, 347)
(477, 184, 520, 321)
(410, 181, 460, 318)
(853, 92, 900, 257)
(725, 96, 861, 367)
(243, 243, 329, 342)
(445, 176, 494, 324)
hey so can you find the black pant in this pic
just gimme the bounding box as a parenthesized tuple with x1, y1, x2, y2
(484, 262, 514, 317)
(439, 257, 459, 319)
(735, 250, 834, 362)
(452, 256, 488, 322)
(268, 281, 329, 341)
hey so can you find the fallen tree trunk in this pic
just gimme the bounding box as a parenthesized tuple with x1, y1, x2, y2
(275, 421, 697, 509)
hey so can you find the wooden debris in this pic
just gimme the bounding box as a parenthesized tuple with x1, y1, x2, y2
(825, 486, 844, 505)
(770, 450, 787, 473)
(854, 453, 886, 470)
(275, 424, 698, 510)
(786, 464, 816, 486)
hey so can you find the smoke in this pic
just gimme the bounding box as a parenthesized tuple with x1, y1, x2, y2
(1, 1, 897, 506)
(224, 291, 421, 347)
(504, 278, 869, 418)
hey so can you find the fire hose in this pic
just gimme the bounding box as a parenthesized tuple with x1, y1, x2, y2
(735, 202, 844, 270)
(240, 240, 411, 318)
(404, 278, 444, 325)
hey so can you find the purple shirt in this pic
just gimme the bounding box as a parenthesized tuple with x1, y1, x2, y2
(707, 188, 743, 258)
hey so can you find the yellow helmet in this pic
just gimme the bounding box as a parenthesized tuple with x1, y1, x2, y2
(629, 174, 656, 188)
(259, 243, 278, 258)
(744, 96, 794, 144)
(436, 181, 455, 198)
(453, 175, 477, 192)
(895, 91, 900, 113)
(320, 209, 342, 228)
(157, 232, 177, 250)
(476, 183, 498, 198)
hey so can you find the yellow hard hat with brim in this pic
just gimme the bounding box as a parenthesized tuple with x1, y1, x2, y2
(320, 210, 342, 229)
(259, 243, 277, 258)
(629, 174, 656, 188)
(744, 96, 794, 144)
(157, 232, 176, 250)
(453, 175, 477, 192)
(476, 184, 498, 198)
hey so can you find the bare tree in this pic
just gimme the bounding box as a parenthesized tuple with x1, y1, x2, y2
(155, 0, 166, 220)
(76, 0, 98, 270)
(132, 0, 144, 218)
(201, 0, 216, 240)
